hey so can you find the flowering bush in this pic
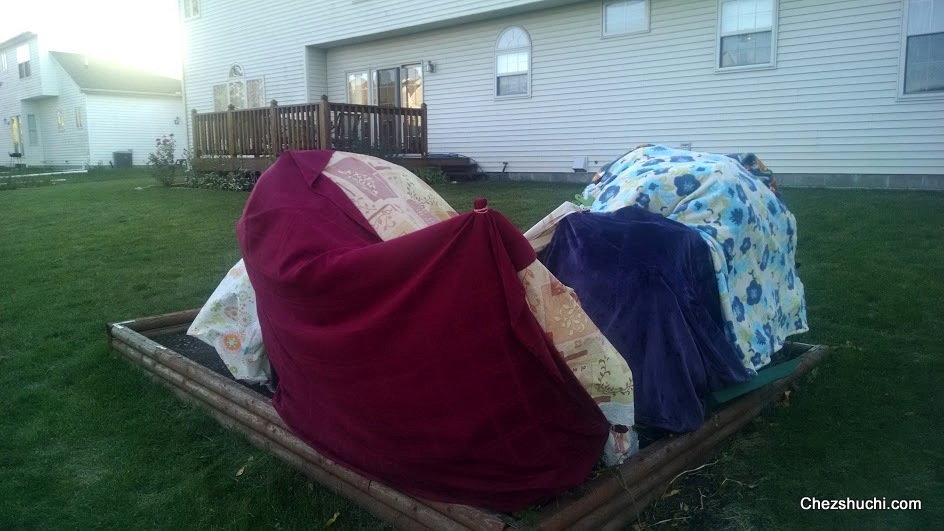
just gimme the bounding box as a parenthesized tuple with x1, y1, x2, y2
(147, 134, 178, 186)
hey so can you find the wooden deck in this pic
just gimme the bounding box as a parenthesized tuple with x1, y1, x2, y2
(191, 95, 427, 172)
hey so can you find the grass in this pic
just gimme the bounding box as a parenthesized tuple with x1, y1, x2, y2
(0, 175, 941, 529)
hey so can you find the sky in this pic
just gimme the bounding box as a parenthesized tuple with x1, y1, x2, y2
(1, 0, 183, 78)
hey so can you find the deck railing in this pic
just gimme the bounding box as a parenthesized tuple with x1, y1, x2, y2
(191, 95, 428, 162)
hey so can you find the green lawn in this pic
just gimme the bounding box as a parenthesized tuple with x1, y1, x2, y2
(0, 174, 940, 529)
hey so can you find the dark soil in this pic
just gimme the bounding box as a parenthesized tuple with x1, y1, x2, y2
(150, 331, 274, 398)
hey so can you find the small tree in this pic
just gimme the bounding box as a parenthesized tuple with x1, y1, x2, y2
(147, 134, 178, 186)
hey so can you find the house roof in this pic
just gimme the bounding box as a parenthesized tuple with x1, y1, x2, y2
(49, 51, 181, 96)
(0, 32, 36, 51)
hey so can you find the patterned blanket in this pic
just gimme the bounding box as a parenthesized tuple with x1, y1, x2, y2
(189, 151, 638, 465)
(581, 145, 808, 371)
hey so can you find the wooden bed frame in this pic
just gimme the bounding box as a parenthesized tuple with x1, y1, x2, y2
(107, 309, 829, 530)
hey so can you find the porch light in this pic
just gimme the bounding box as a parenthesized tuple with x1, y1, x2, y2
(424, 60, 435, 73)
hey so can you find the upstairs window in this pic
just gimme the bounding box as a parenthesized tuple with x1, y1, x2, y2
(1, 53, 7, 72)
(903, 0, 944, 95)
(75, 107, 84, 128)
(183, 0, 200, 19)
(57, 111, 64, 131)
(17, 45, 31, 79)
(496, 27, 531, 98)
(718, 0, 777, 69)
(603, 0, 649, 36)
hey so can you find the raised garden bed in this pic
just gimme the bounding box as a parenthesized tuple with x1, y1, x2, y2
(107, 309, 829, 530)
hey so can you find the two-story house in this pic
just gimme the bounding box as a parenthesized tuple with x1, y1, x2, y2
(0, 32, 187, 168)
(178, 0, 944, 189)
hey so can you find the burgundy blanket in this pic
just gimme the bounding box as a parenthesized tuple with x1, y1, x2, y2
(236, 150, 608, 511)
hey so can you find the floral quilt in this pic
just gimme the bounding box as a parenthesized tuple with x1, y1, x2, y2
(581, 145, 808, 371)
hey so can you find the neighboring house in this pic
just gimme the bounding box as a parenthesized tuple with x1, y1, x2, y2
(179, 0, 944, 188)
(0, 32, 186, 168)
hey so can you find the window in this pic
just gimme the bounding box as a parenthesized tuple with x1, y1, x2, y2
(75, 107, 84, 128)
(27, 114, 38, 146)
(495, 27, 531, 97)
(11, 116, 22, 154)
(1, 53, 7, 72)
(400, 64, 423, 109)
(57, 111, 64, 131)
(212, 65, 265, 110)
(718, 0, 776, 69)
(183, 0, 200, 19)
(903, 0, 944, 95)
(346, 72, 369, 104)
(17, 44, 31, 79)
(603, 0, 649, 36)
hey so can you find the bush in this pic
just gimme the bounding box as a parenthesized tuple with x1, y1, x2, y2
(147, 134, 178, 186)
(188, 170, 261, 192)
(412, 166, 448, 185)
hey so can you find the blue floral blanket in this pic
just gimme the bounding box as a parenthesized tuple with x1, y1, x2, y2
(581, 145, 808, 371)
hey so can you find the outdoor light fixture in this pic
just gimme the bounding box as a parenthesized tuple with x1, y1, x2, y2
(424, 60, 435, 73)
(174, 116, 181, 125)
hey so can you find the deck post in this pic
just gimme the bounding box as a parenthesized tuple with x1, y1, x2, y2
(420, 103, 429, 159)
(318, 94, 332, 150)
(226, 104, 237, 157)
(190, 108, 200, 157)
(268, 99, 279, 157)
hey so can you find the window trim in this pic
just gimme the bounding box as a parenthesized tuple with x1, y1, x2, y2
(601, 0, 651, 39)
(183, 0, 201, 20)
(494, 26, 532, 100)
(898, 0, 944, 101)
(715, 0, 779, 73)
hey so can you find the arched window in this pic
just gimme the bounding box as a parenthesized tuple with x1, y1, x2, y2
(495, 27, 531, 97)
(213, 64, 265, 111)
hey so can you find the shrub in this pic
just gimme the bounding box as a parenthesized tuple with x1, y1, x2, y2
(189, 170, 261, 192)
(147, 134, 178, 186)
(412, 166, 449, 185)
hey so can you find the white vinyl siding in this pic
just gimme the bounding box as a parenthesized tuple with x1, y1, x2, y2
(182, 0, 944, 178)
(33, 56, 89, 166)
(85, 94, 187, 166)
(603, 0, 649, 36)
(323, 0, 943, 177)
